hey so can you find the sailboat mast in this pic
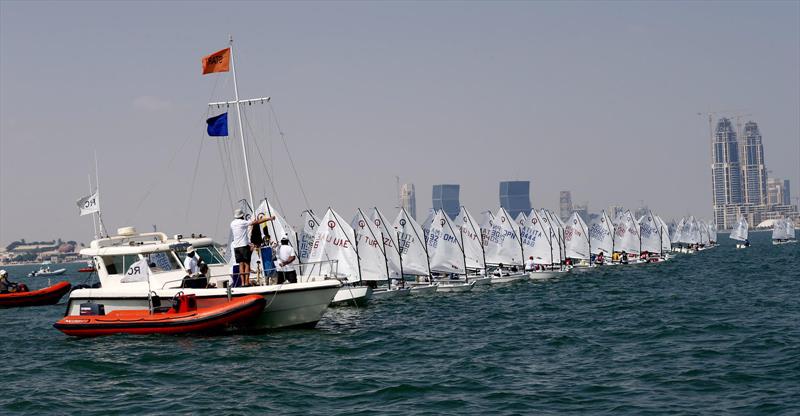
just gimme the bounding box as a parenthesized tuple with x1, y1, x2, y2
(228, 36, 255, 208)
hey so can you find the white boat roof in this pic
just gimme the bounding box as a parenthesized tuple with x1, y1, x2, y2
(80, 231, 191, 256)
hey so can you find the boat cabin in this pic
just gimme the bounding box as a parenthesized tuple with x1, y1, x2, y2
(80, 227, 190, 290)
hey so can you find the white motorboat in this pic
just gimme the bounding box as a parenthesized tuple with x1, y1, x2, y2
(65, 228, 341, 330)
(29, 266, 67, 277)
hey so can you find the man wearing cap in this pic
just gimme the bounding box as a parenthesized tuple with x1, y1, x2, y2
(276, 234, 298, 284)
(183, 246, 200, 276)
(231, 209, 274, 286)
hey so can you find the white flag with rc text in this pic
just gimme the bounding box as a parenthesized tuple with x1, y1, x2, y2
(77, 191, 100, 216)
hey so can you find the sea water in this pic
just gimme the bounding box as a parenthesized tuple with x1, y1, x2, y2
(1, 231, 798, 415)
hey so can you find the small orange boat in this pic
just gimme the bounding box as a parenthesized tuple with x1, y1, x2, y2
(54, 293, 266, 337)
(0, 281, 72, 308)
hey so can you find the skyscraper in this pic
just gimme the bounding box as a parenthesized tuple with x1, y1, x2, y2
(559, 191, 573, 221)
(400, 183, 416, 220)
(783, 179, 791, 206)
(499, 181, 531, 219)
(711, 118, 744, 228)
(432, 184, 460, 219)
(740, 121, 768, 205)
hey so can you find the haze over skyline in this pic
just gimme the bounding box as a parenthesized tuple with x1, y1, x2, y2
(1, 1, 798, 245)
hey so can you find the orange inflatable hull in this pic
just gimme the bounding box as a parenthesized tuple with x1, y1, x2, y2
(54, 294, 266, 337)
(0, 281, 71, 308)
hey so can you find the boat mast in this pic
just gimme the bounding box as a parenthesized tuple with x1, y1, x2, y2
(88, 174, 98, 239)
(229, 35, 255, 208)
(94, 152, 108, 237)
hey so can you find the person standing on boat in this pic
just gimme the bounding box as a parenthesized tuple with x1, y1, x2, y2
(231, 209, 274, 286)
(524, 256, 535, 272)
(183, 246, 200, 276)
(275, 234, 297, 284)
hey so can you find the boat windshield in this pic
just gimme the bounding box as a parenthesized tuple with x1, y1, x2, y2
(142, 252, 182, 274)
(174, 245, 226, 265)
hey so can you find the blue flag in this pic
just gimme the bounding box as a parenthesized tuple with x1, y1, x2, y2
(206, 112, 228, 137)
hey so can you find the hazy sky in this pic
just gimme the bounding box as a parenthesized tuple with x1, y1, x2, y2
(1, 1, 798, 245)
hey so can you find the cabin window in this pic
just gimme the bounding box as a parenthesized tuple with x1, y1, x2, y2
(196, 246, 225, 265)
(143, 251, 181, 273)
(103, 255, 141, 275)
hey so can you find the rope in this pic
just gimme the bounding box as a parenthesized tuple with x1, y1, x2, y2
(268, 103, 312, 210)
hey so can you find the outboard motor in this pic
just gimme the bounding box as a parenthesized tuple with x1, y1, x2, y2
(80, 302, 105, 316)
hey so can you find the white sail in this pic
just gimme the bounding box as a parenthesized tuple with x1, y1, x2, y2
(421, 209, 435, 240)
(427, 210, 466, 274)
(638, 213, 661, 254)
(708, 221, 718, 243)
(298, 210, 320, 263)
(521, 210, 548, 264)
(392, 208, 431, 276)
(671, 217, 685, 244)
(532, 209, 558, 264)
(307, 208, 359, 280)
(787, 218, 796, 240)
(484, 207, 523, 265)
(617, 211, 640, 254)
(655, 216, 671, 253)
(729, 216, 748, 241)
(452, 207, 486, 269)
(565, 212, 590, 260)
(541, 209, 565, 261)
(698, 221, 710, 245)
(370, 208, 403, 277)
(589, 210, 614, 256)
(254, 200, 297, 248)
(772, 218, 789, 240)
(479, 210, 494, 249)
(515, 212, 528, 230)
(686, 216, 702, 245)
(351, 209, 390, 282)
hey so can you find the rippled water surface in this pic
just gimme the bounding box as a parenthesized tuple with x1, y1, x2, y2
(2, 232, 799, 415)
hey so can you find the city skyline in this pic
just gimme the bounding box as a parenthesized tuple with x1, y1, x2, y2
(712, 117, 798, 229)
(1, 2, 798, 244)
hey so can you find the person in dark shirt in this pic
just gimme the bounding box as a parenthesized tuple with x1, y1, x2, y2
(0, 270, 20, 293)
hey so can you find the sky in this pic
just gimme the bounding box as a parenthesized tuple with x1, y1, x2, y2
(1, 1, 798, 245)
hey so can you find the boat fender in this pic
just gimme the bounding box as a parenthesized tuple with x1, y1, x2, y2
(80, 302, 105, 316)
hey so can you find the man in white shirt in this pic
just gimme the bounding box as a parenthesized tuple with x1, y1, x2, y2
(183, 246, 199, 276)
(231, 208, 274, 286)
(275, 234, 297, 284)
(524, 256, 535, 272)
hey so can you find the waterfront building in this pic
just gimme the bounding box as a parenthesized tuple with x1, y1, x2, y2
(740, 121, 768, 205)
(432, 184, 460, 219)
(400, 183, 416, 220)
(499, 181, 531, 219)
(559, 191, 573, 221)
(711, 118, 744, 228)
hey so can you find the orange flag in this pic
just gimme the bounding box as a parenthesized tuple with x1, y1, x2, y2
(202, 48, 230, 75)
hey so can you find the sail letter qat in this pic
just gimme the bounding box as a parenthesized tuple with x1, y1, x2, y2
(206, 112, 228, 137)
(76, 191, 100, 216)
(201, 47, 230, 74)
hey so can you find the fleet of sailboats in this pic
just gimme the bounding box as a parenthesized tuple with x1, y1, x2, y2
(57, 39, 797, 336)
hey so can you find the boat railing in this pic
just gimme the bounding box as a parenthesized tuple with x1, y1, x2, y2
(158, 259, 340, 289)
